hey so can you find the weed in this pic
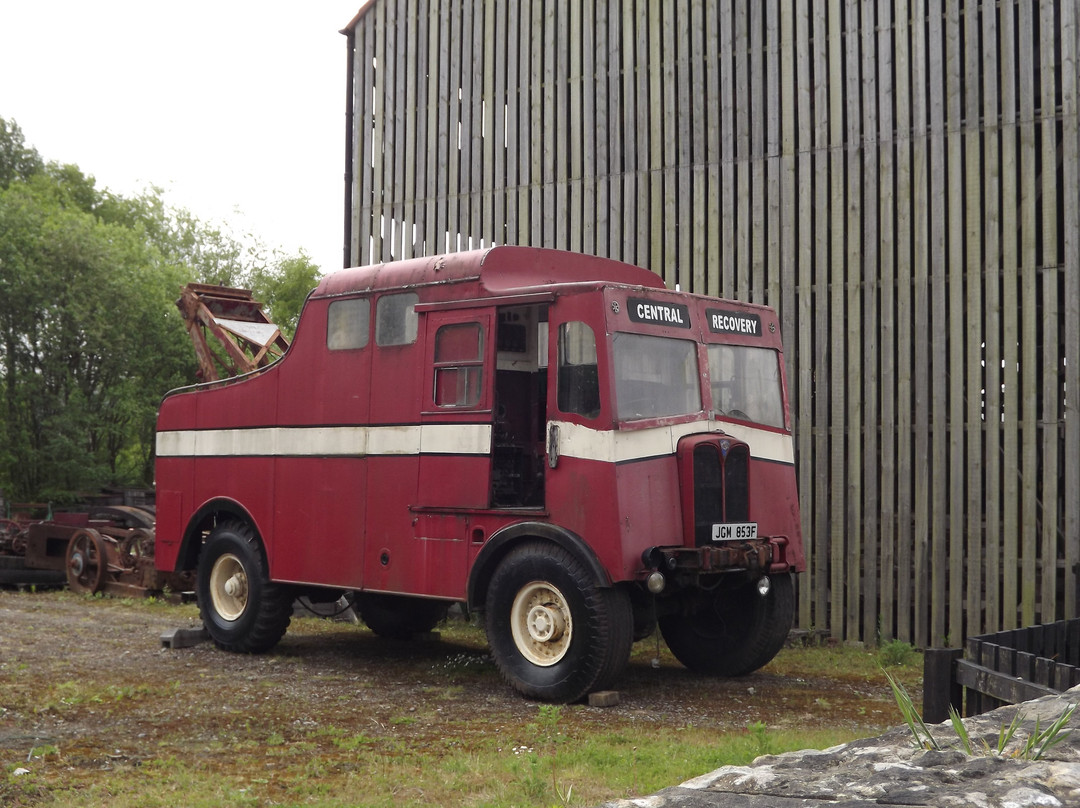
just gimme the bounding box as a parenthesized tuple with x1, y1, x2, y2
(879, 639, 918, 668)
(885, 668, 1076, 761)
(747, 721, 775, 758)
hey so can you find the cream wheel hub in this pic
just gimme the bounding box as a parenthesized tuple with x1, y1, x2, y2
(510, 581, 573, 666)
(209, 553, 249, 621)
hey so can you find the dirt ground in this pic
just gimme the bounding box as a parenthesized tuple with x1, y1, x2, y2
(0, 589, 913, 806)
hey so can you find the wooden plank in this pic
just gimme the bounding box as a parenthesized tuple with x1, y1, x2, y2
(663, 0, 678, 284)
(765, 0, 781, 308)
(749, 0, 765, 302)
(475, 0, 491, 246)
(622, 0, 638, 264)
(795, 0, 814, 630)
(391, 0, 407, 258)
(720, 0, 735, 295)
(1061, 0, 1080, 621)
(927, 0, 948, 647)
(608, 1, 623, 258)
(435, 0, 451, 252)
(569, 0, 583, 253)
(678, 0, 693, 290)
(777, 0, 795, 406)
(828, 0, 846, 640)
(457, 0, 474, 247)
(844, 0, 863, 645)
(594, 0, 608, 257)
(357, 17, 377, 264)
(581, 0, 595, 255)
(895, 0, 913, 644)
(955, 660, 1060, 706)
(692, 0, 708, 293)
(1018, 0, 1038, 628)
(944, 0, 965, 645)
(649, 0, 664, 275)
(705, 0, 721, 297)
(877, 0, 897, 641)
(982, 0, 1002, 636)
(735, 0, 751, 298)
(999, 0, 1019, 631)
(529, 0, 543, 246)
(492, 0, 506, 246)
(910, 0, 929, 649)
(425, 0, 442, 254)
(545, 0, 560, 249)
(636, 0, 652, 271)
(963, 0, 984, 648)
(1039, 0, 1059, 624)
(402, 0, 419, 258)
(860, 0, 880, 645)
(812, 0, 831, 638)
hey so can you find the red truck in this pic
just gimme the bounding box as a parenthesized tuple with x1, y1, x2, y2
(155, 246, 805, 701)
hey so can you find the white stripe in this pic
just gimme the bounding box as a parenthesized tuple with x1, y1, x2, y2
(552, 419, 794, 465)
(156, 424, 491, 458)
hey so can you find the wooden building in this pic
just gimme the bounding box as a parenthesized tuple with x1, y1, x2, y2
(341, 0, 1080, 647)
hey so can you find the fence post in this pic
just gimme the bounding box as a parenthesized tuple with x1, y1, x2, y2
(923, 647, 963, 723)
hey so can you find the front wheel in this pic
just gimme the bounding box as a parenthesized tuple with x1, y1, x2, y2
(658, 573, 794, 677)
(197, 520, 293, 653)
(485, 542, 633, 702)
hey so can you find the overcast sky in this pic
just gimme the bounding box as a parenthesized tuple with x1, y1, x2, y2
(0, 2, 370, 276)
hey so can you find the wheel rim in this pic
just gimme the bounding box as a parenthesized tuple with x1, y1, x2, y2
(66, 529, 106, 594)
(509, 581, 573, 666)
(209, 553, 249, 621)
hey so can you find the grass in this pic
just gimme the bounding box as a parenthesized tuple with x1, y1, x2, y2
(0, 591, 924, 808)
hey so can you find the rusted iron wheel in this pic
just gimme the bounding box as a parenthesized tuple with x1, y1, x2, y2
(119, 528, 155, 566)
(66, 529, 106, 594)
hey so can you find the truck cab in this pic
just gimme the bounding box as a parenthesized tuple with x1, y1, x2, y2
(155, 246, 804, 701)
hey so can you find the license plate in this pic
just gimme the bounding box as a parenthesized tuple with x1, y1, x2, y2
(711, 522, 758, 541)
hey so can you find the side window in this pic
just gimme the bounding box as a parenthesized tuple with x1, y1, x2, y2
(327, 298, 370, 350)
(434, 322, 484, 407)
(375, 292, 419, 346)
(557, 321, 600, 418)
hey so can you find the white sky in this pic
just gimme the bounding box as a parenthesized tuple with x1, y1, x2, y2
(0, 2, 370, 276)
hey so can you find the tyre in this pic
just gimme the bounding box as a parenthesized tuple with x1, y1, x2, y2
(197, 520, 293, 653)
(485, 541, 633, 702)
(357, 593, 449, 639)
(658, 573, 794, 677)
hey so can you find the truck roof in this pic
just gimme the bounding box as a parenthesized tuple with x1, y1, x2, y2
(312, 246, 666, 300)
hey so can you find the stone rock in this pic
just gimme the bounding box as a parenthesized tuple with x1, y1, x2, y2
(597, 686, 1080, 808)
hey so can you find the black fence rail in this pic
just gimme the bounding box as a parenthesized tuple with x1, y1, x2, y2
(923, 619, 1080, 723)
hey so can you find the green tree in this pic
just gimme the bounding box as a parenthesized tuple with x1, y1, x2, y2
(0, 117, 44, 189)
(249, 251, 321, 338)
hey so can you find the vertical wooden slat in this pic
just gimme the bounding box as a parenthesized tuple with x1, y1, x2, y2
(795, 0, 815, 631)
(878, 0, 897, 641)
(999, 0, 1020, 631)
(910, 0, 929, 649)
(964, 0, 984, 645)
(861, 0, 880, 645)
(621, 0, 638, 264)
(636, 0, 652, 270)
(828, 0, 846, 640)
(677, 0, 693, 291)
(581, 0, 595, 255)
(982, 0, 1002, 636)
(766, 0, 782, 309)
(607, 2, 623, 259)
(844, 0, 864, 644)
(735, 1, 751, 297)
(391, 0, 407, 257)
(472, 0, 488, 246)
(705, 0, 721, 296)
(1062, 0, 1080, 621)
(749, 0, 765, 303)
(1039, 0, 1059, 623)
(357, 17, 377, 264)
(569, 0, 583, 253)
(812, 0, 831, 639)
(546, 0, 562, 250)
(435, 0, 451, 251)
(424, 0, 441, 254)
(648, 0, 664, 275)
(370, 1, 388, 261)
(719, 0, 735, 295)
(594, 0, 609, 257)
(945, 0, 965, 644)
(692, 0, 708, 294)
(895, 0, 914, 644)
(927, 0, 948, 647)
(533, 0, 547, 247)
(1018, 0, 1038, 628)
(403, 0, 419, 259)
(490, 0, 505, 246)
(663, 1, 678, 285)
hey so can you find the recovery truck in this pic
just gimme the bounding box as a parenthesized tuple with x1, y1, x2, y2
(154, 246, 805, 701)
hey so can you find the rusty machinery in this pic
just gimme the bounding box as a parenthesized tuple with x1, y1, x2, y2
(0, 285, 288, 596)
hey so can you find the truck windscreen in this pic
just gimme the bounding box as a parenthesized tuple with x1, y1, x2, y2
(612, 333, 702, 421)
(707, 344, 785, 428)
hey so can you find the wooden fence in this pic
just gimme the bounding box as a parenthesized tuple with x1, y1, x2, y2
(342, 0, 1080, 647)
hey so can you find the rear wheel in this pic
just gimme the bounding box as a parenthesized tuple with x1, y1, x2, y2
(357, 593, 449, 639)
(197, 520, 292, 653)
(658, 573, 794, 676)
(485, 542, 633, 702)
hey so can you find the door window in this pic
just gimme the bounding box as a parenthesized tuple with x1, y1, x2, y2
(434, 322, 484, 407)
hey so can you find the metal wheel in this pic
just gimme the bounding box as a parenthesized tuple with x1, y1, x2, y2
(66, 529, 106, 594)
(509, 581, 574, 666)
(119, 528, 154, 566)
(208, 552, 248, 621)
